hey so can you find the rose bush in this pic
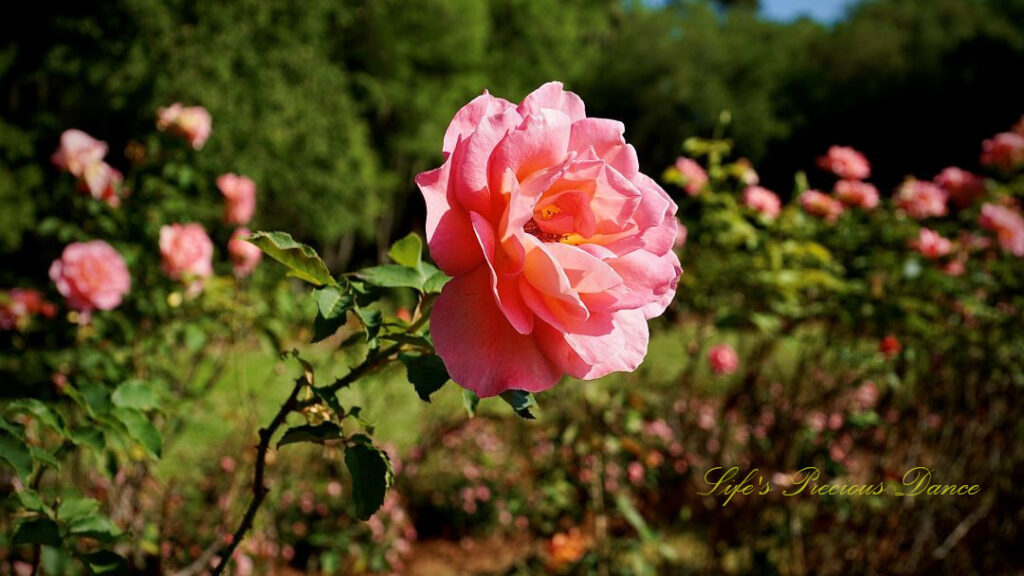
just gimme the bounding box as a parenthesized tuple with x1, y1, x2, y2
(416, 82, 681, 397)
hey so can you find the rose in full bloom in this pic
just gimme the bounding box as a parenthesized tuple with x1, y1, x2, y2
(228, 228, 262, 278)
(673, 157, 708, 196)
(833, 180, 879, 210)
(910, 228, 952, 259)
(49, 241, 131, 317)
(894, 180, 947, 219)
(416, 82, 681, 397)
(159, 223, 214, 288)
(217, 173, 257, 225)
(157, 103, 212, 150)
(51, 129, 108, 177)
(708, 344, 738, 375)
(817, 146, 870, 180)
(980, 132, 1024, 172)
(0, 289, 57, 331)
(979, 203, 1024, 257)
(742, 185, 781, 218)
(799, 190, 843, 223)
(934, 167, 986, 209)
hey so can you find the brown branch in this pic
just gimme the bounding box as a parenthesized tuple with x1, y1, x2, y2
(208, 375, 306, 576)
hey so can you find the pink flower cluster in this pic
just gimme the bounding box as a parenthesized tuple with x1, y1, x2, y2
(799, 189, 844, 223)
(159, 223, 214, 292)
(980, 131, 1024, 172)
(817, 146, 871, 180)
(673, 157, 708, 196)
(0, 289, 57, 331)
(708, 344, 738, 375)
(157, 103, 212, 150)
(934, 167, 985, 209)
(909, 228, 952, 259)
(833, 180, 879, 210)
(979, 203, 1024, 257)
(51, 130, 125, 206)
(742, 186, 781, 219)
(895, 179, 948, 220)
(217, 173, 257, 226)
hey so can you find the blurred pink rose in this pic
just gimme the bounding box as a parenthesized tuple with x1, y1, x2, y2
(674, 156, 708, 196)
(159, 223, 214, 287)
(228, 228, 262, 278)
(416, 82, 681, 397)
(895, 180, 947, 219)
(157, 103, 212, 150)
(934, 167, 985, 209)
(217, 173, 257, 225)
(735, 158, 759, 185)
(742, 185, 781, 218)
(979, 203, 1024, 257)
(980, 132, 1024, 172)
(81, 162, 125, 207)
(800, 189, 843, 223)
(1, 289, 57, 331)
(854, 381, 879, 411)
(833, 179, 879, 210)
(51, 129, 108, 177)
(708, 344, 738, 375)
(674, 219, 688, 250)
(910, 228, 952, 259)
(942, 258, 966, 277)
(817, 146, 870, 180)
(627, 461, 644, 485)
(49, 241, 130, 316)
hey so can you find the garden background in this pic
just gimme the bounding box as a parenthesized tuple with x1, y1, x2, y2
(2, 0, 1023, 574)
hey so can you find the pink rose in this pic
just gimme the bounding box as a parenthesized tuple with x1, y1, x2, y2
(817, 146, 870, 180)
(217, 173, 257, 225)
(156, 103, 212, 150)
(49, 241, 131, 317)
(1, 289, 56, 331)
(742, 186, 781, 218)
(51, 129, 108, 177)
(159, 223, 214, 287)
(942, 258, 966, 277)
(853, 381, 879, 411)
(833, 180, 879, 210)
(934, 167, 985, 209)
(895, 180, 947, 219)
(708, 344, 738, 375)
(909, 228, 952, 259)
(799, 189, 844, 223)
(81, 162, 125, 207)
(673, 157, 708, 196)
(674, 219, 688, 250)
(979, 203, 1024, 257)
(980, 132, 1024, 172)
(228, 228, 262, 278)
(416, 82, 681, 397)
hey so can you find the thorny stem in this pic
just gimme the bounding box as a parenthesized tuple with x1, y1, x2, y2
(208, 375, 306, 576)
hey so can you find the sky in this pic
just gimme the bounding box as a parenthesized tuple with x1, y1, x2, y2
(759, 0, 859, 23)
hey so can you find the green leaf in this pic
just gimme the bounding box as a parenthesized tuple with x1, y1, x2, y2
(344, 443, 393, 520)
(277, 423, 342, 448)
(422, 267, 450, 294)
(381, 333, 433, 351)
(0, 429, 33, 480)
(58, 497, 101, 522)
(249, 231, 337, 287)
(16, 490, 48, 513)
(111, 409, 162, 458)
(499, 390, 538, 419)
(83, 550, 129, 575)
(312, 285, 354, 343)
(68, 515, 122, 541)
(111, 381, 158, 411)
(355, 265, 424, 290)
(30, 446, 60, 470)
(8, 399, 66, 434)
(355, 308, 382, 344)
(461, 389, 480, 418)
(69, 428, 105, 452)
(13, 517, 62, 547)
(401, 354, 449, 402)
(388, 233, 422, 269)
